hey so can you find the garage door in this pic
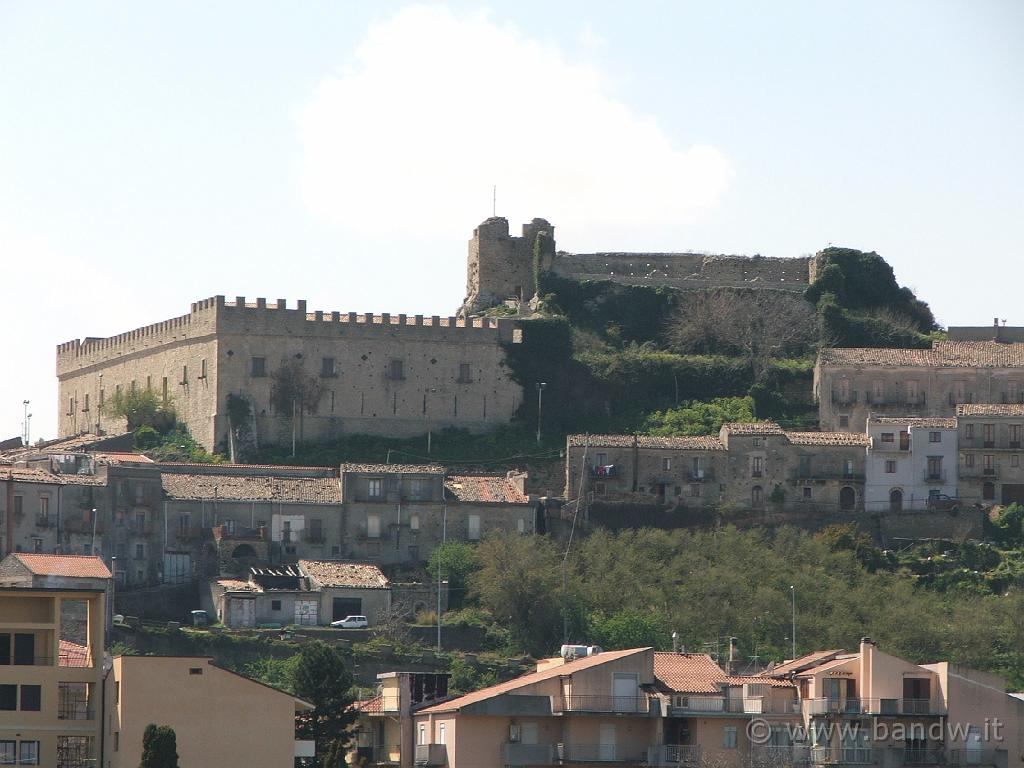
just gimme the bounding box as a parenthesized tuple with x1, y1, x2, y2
(294, 600, 318, 626)
(1002, 485, 1024, 505)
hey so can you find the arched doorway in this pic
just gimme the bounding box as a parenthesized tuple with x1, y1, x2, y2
(889, 489, 903, 512)
(839, 486, 856, 512)
(230, 543, 258, 571)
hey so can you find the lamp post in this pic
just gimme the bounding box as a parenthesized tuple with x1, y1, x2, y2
(535, 382, 547, 445)
(22, 400, 29, 445)
(790, 585, 796, 661)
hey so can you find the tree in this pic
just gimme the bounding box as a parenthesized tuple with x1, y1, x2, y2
(427, 541, 479, 609)
(103, 388, 176, 432)
(139, 724, 178, 768)
(588, 608, 670, 650)
(291, 642, 357, 765)
(642, 397, 756, 436)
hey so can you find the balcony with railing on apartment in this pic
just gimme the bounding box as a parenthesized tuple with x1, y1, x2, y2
(884, 747, 946, 766)
(863, 393, 928, 411)
(591, 464, 619, 478)
(805, 698, 944, 717)
(647, 745, 702, 767)
(355, 744, 401, 765)
(414, 744, 447, 766)
(751, 745, 811, 767)
(560, 743, 646, 763)
(960, 436, 1023, 451)
(831, 391, 859, 406)
(922, 469, 947, 483)
(670, 695, 800, 716)
(504, 743, 560, 766)
(810, 746, 873, 765)
(792, 469, 865, 483)
(553, 693, 658, 716)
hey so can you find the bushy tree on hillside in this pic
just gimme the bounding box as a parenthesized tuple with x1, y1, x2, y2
(103, 388, 176, 432)
(642, 397, 756, 436)
(427, 541, 479, 609)
(139, 724, 178, 768)
(292, 642, 356, 765)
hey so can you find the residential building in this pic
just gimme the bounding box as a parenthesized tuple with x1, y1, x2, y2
(814, 341, 1024, 433)
(864, 417, 959, 513)
(300, 559, 390, 626)
(956, 404, 1024, 506)
(0, 583, 106, 767)
(103, 655, 313, 768)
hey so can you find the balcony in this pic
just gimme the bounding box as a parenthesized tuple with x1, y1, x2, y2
(671, 696, 800, 715)
(792, 471, 865, 483)
(555, 694, 655, 714)
(305, 530, 325, 544)
(887, 748, 945, 765)
(806, 698, 943, 717)
(504, 743, 559, 766)
(35, 516, 53, 528)
(647, 745, 701, 766)
(923, 470, 947, 483)
(355, 744, 401, 765)
(831, 391, 859, 405)
(751, 746, 811, 767)
(811, 747, 873, 765)
(177, 526, 203, 541)
(414, 744, 446, 766)
(590, 465, 618, 478)
(864, 395, 926, 410)
(63, 518, 102, 535)
(560, 743, 645, 762)
(688, 470, 714, 482)
(949, 750, 1006, 767)
(1000, 393, 1024, 405)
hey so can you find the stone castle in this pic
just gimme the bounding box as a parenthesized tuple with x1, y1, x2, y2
(57, 216, 822, 450)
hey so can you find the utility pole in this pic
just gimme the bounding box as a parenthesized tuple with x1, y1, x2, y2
(535, 382, 547, 445)
(22, 400, 30, 446)
(790, 585, 796, 661)
(437, 494, 447, 653)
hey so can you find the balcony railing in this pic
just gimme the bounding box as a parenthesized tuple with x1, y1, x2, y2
(58, 702, 95, 720)
(6, 655, 55, 667)
(673, 696, 800, 715)
(750, 746, 811, 766)
(810, 747, 873, 765)
(792, 471, 865, 482)
(305, 531, 325, 544)
(355, 744, 401, 764)
(555, 694, 653, 714)
(560, 743, 645, 762)
(831, 391, 859, 405)
(888, 748, 945, 765)
(923, 470, 947, 483)
(591, 465, 618, 478)
(503, 743, 559, 766)
(414, 744, 446, 766)
(806, 698, 943, 716)
(647, 745, 702, 766)
(949, 749, 1004, 766)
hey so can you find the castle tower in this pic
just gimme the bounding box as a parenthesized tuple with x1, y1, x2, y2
(460, 216, 555, 315)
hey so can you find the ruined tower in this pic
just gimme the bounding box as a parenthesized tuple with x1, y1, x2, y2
(460, 216, 555, 315)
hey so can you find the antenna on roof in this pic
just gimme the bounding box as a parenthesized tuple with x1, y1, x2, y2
(492, 185, 497, 217)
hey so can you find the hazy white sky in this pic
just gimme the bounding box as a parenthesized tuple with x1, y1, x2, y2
(2, 1, 1022, 442)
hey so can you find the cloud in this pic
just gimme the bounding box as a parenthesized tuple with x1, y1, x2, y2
(298, 5, 733, 248)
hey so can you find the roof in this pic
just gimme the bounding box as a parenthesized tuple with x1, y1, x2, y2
(299, 560, 389, 589)
(956, 404, 1024, 417)
(216, 578, 257, 592)
(59, 640, 90, 667)
(0, 466, 106, 487)
(161, 472, 341, 503)
(721, 422, 786, 435)
(353, 695, 385, 714)
(340, 463, 445, 474)
(567, 434, 726, 450)
(653, 652, 727, 694)
(759, 649, 844, 677)
(418, 648, 649, 714)
(793, 656, 857, 677)
(819, 341, 1024, 369)
(725, 675, 796, 689)
(9, 554, 111, 579)
(869, 416, 957, 428)
(785, 432, 870, 446)
(444, 474, 529, 504)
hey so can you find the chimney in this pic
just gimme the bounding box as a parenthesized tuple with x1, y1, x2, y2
(860, 637, 876, 703)
(728, 637, 739, 674)
(672, 631, 680, 654)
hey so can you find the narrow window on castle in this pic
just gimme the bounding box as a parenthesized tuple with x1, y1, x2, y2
(393, 392, 397, 415)
(251, 357, 266, 377)
(181, 365, 188, 385)
(116, 384, 122, 397)
(200, 359, 207, 379)
(67, 396, 74, 416)
(422, 394, 427, 415)
(360, 392, 365, 415)
(321, 357, 336, 377)
(454, 396, 458, 417)
(661, 457, 671, 471)
(388, 359, 404, 380)
(83, 394, 90, 412)
(458, 363, 472, 383)
(99, 389, 105, 408)
(330, 391, 335, 413)
(130, 380, 136, 392)
(483, 395, 487, 420)
(146, 376, 152, 391)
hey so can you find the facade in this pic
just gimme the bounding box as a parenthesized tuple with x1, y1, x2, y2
(864, 417, 959, 513)
(103, 655, 312, 768)
(57, 297, 523, 451)
(566, 424, 869, 516)
(956, 404, 1024, 506)
(0, 585, 106, 768)
(814, 342, 1024, 433)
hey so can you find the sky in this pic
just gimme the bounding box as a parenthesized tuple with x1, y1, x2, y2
(1, 1, 1022, 442)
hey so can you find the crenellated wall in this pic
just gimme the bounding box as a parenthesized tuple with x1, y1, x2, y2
(57, 297, 524, 451)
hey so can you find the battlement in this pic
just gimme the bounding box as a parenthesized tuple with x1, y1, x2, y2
(57, 296, 520, 376)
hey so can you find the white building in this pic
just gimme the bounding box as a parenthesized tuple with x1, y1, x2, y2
(864, 416, 958, 512)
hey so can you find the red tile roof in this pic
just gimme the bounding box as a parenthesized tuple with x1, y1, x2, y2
(59, 640, 90, 667)
(340, 463, 445, 474)
(819, 342, 1024, 368)
(785, 432, 870, 446)
(418, 648, 650, 714)
(161, 472, 341, 503)
(956, 404, 1024, 417)
(299, 560, 389, 589)
(869, 416, 957, 428)
(445, 475, 529, 504)
(568, 434, 726, 450)
(353, 695, 384, 714)
(759, 649, 844, 676)
(11, 554, 111, 579)
(722, 422, 786, 435)
(653, 652, 727, 694)
(0, 466, 106, 486)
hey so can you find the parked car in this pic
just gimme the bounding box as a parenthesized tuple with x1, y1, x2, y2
(927, 494, 961, 512)
(330, 615, 369, 629)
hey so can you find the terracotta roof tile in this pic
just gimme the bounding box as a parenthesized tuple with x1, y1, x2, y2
(161, 473, 341, 503)
(0, 466, 106, 486)
(721, 422, 786, 435)
(725, 675, 796, 689)
(869, 416, 957, 428)
(12, 554, 111, 579)
(339, 463, 445, 474)
(759, 649, 844, 676)
(785, 432, 870, 446)
(353, 695, 384, 714)
(418, 648, 649, 714)
(59, 640, 90, 667)
(299, 560, 389, 589)
(567, 435, 726, 450)
(956, 404, 1024, 417)
(819, 342, 1024, 368)
(444, 475, 529, 504)
(653, 652, 727, 694)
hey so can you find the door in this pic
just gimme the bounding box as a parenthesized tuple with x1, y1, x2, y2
(839, 486, 856, 511)
(613, 673, 639, 712)
(599, 724, 617, 761)
(824, 678, 841, 712)
(521, 723, 538, 745)
(889, 489, 903, 512)
(965, 728, 982, 764)
(162, 552, 191, 584)
(230, 598, 255, 628)
(333, 598, 362, 622)
(294, 599, 318, 626)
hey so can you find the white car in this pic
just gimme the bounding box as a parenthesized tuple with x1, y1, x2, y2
(330, 615, 368, 629)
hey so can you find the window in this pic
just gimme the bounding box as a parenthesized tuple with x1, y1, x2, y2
(803, 487, 812, 500)
(965, 423, 975, 439)
(271, 600, 282, 611)
(662, 457, 671, 471)
(37, 496, 49, 526)
(114, 682, 119, 704)
(83, 393, 90, 412)
(199, 358, 207, 379)
(225, 518, 236, 535)
(189, 668, 203, 675)
(881, 433, 894, 443)
(367, 514, 381, 539)
(0, 742, 12, 765)
(1013, 455, 1020, 468)
(983, 482, 996, 501)
(984, 455, 995, 475)
(251, 357, 266, 377)
(458, 363, 472, 383)
(690, 484, 700, 498)
(843, 459, 855, 477)
(418, 724, 427, 746)
(19, 741, 39, 765)
(67, 396, 75, 415)
(180, 365, 188, 385)
(907, 380, 919, 401)
(926, 457, 943, 481)
(1012, 424, 1022, 448)
(965, 454, 975, 468)
(724, 726, 738, 749)
(367, 478, 382, 498)
(984, 423, 995, 447)
(751, 456, 763, 478)
(751, 486, 764, 508)
(309, 518, 322, 541)
(595, 453, 607, 466)
(321, 357, 337, 377)
(0, 685, 14, 710)
(12, 496, 22, 518)
(872, 379, 884, 402)
(408, 478, 425, 500)
(753, 437, 762, 448)
(437, 723, 446, 745)
(885, 460, 897, 474)
(517, 518, 526, 534)
(19, 686, 40, 712)
(468, 515, 481, 541)
(929, 432, 941, 443)
(161, 377, 168, 401)
(799, 456, 811, 477)
(134, 544, 144, 560)
(178, 514, 190, 535)
(839, 415, 850, 428)
(387, 359, 405, 380)
(410, 513, 420, 531)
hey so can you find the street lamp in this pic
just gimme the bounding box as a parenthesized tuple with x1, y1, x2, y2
(535, 382, 547, 445)
(22, 400, 29, 446)
(790, 585, 796, 661)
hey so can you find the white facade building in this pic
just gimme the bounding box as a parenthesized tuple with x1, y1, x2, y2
(864, 416, 958, 512)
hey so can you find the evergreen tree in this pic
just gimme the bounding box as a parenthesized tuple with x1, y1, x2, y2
(138, 724, 179, 768)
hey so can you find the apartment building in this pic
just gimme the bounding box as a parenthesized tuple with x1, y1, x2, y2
(566, 424, 869, 515)
(814, 341, 1024, 433)
(956, 405, 1024, 506)
(0, 582, 105, 767)
(863, 417, 959, 513)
